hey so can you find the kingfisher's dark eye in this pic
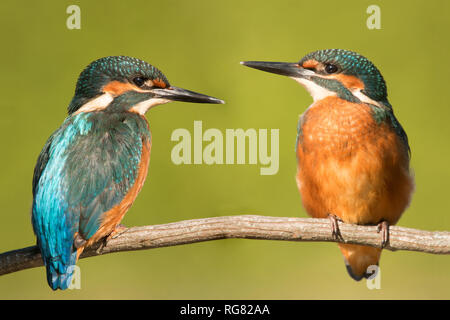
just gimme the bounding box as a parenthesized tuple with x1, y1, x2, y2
(325, 64, 338, 74)
(133, 76, 146, 87)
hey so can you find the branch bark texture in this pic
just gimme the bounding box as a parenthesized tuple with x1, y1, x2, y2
(1, 215, 449, 276)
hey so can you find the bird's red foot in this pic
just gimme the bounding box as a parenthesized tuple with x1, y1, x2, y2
(328, 214, 343, 240)
(377, 220, 390, 248)
(73, 233, 86, 249)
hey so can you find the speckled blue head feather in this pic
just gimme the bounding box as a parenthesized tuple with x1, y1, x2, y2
(300, 49, 388, 103)
(68, 56, 169, 114)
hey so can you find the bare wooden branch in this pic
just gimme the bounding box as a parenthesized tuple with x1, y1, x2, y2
(0, 215, 449, 276)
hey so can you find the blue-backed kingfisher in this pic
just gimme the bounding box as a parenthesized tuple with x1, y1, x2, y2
(242, 49, 414, 280)
(32, 56, 224, 290)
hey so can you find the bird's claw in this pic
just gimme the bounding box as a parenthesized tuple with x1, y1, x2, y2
(328, 214, 343, 241)
(377, 220, 389, 248)
(96, 224, 128, 254)
(107, 224, 128, 241)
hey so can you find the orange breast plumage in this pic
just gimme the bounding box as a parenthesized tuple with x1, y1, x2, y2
(296, 96, 414, 279)
(296, 96, 414, 226)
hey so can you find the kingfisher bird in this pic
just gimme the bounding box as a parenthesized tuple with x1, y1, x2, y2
(32, 56, 224, 290)
(242, 49, 414, 280)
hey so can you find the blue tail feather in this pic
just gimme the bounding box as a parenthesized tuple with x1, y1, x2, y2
(45, 251, 78, 290)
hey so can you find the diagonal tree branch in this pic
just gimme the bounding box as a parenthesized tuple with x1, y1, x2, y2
(0, 215, 449, 276)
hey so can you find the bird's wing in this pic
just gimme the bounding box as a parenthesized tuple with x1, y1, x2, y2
(388, 111, 411, 158)
(32, 112, 150, 273)
(295, 112, 307, 159)
(32, 132, 55, 196)
(375, 101, 411, 158)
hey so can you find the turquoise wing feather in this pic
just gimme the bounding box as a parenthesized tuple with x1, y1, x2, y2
(32, 111, 150, 290)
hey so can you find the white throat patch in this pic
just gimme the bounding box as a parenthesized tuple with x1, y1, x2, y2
(130, 98, 171, 115)
(291, 77, 336, 102)
(291, 76, 384, 109)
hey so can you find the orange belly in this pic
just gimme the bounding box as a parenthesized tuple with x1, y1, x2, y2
(296, 96, 414, 279)
(296, 96, 414, 225)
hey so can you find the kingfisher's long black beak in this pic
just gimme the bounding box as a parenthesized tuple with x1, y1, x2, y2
(240, 61, 309, 78)
(151, 86, 224, 104)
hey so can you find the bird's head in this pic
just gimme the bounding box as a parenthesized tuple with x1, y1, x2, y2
(68, 56, 224, 115)
(241, 49, 389, 108)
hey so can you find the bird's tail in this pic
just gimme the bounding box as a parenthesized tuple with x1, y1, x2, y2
(338, 243, 382, 281)
(45, 250, 78, 290)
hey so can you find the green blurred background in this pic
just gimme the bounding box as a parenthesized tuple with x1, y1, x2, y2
(0, 0, 449, 299)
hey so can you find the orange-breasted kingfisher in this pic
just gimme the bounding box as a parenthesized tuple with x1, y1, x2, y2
(32, 56, 224, 290)
(242, 49, 414, 280)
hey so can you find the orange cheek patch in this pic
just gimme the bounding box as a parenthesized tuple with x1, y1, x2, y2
(153, 78, 167, 88)
(302, 59, 319, 69)
(331, 74, 365, 90)
(102, 81, 135, 95)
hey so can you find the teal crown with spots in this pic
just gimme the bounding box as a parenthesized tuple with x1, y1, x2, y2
(68, 56, 169, 114)
(300, 49, 388, 103)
